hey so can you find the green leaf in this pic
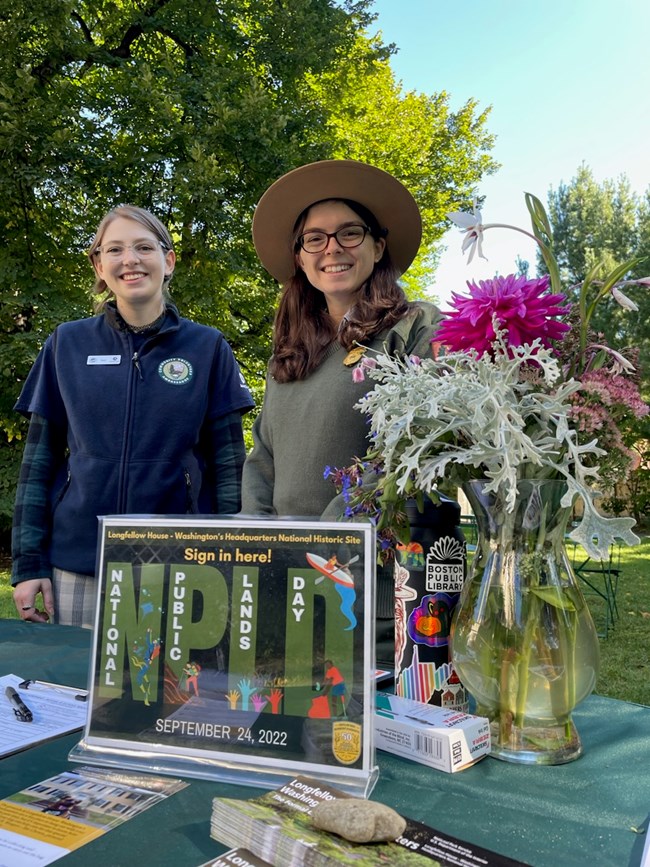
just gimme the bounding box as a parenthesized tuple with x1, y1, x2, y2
(537, 238, 563, 297)
(524, 193, 565, 294)
(584, 257, 638, 325)
(600, 257, 640, 295)
(529, 587, 576, 611)
(524, 192, 553, 242)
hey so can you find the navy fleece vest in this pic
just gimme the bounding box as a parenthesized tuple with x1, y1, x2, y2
(16, 308, 254, 574)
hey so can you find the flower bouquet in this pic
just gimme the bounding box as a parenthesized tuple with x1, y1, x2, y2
(341, 193, 648, 763)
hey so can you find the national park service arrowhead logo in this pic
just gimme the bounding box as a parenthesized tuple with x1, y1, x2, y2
(158, 357, 193, 385)
(332, 720, 362, 765)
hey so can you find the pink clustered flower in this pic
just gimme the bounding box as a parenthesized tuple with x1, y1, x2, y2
(569, 369, 648, 483)
(569, 400, 640, 482)
(577, 370, 649, 419)
(434, 273, 571, 356)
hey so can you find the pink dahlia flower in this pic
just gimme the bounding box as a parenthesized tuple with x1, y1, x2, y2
(434, 273, 571, 356)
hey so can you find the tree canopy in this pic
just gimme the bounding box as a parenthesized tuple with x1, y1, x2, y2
(539, 165, 650, 523)
(541, 164, 650, 362)
(0, 0, 498, 531)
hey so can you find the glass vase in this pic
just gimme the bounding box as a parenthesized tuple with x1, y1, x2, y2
(451, 479, 600, 764)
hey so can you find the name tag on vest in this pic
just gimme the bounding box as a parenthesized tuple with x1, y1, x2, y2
(87, 355, 121, 365)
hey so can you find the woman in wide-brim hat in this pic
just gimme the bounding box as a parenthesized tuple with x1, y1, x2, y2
(242, 159, 441, 665)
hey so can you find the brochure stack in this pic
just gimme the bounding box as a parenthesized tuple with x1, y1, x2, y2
(209, 776, 531, 867)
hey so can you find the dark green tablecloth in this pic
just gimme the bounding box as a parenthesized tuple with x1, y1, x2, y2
(0, 619, 648, 867)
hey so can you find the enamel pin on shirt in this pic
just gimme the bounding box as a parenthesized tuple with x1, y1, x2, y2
(343, 346, 367, 367)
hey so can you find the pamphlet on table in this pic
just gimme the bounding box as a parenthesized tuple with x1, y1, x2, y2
(0, 765, 187, 866)
(198, 848, 272, 867)
(209, 775, 532, 866)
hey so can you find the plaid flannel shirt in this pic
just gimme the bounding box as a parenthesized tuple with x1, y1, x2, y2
(11, 411, 245, 585)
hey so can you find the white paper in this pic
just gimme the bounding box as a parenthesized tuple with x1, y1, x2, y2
(0, 673, 88, 758)
(641, 821, 650, 867)
(0, 827, 68, 867)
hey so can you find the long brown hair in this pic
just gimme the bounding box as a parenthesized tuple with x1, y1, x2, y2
(270, 199, 410, 382)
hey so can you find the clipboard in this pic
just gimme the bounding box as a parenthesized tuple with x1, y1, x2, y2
(0, 673, 88, 758)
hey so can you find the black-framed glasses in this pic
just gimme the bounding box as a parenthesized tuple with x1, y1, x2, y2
(297, 224, 372, 254)
(94, 241, 168, 260)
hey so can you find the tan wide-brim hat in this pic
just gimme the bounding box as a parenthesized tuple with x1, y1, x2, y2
(252, 159, 422, 283)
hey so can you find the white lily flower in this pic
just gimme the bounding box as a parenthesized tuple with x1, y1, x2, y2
(611, 286, 639, 311)
(591, 344, 636, 374)
(447, 201, 487, 263)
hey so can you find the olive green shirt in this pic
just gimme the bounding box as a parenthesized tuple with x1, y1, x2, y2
(241, 302, 441, 519)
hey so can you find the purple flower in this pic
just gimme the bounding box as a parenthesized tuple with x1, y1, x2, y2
(435, 274, 571, 356)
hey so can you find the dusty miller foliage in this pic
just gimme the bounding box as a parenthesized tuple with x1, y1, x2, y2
(356, 333, 639, 560)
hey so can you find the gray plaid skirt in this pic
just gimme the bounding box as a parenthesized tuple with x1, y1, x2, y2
(52, 568, 98, 629)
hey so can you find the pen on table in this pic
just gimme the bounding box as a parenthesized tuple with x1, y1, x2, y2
(18, 678, 88, 702)
(5, 686, 33, 722)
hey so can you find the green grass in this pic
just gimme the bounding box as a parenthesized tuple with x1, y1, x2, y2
(589, 535, 650, 706)
(1, 538, 648, 706)
(1, 567, 14, 619)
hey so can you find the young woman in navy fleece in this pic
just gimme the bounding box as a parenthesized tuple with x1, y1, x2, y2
(12, 205, 254, 627)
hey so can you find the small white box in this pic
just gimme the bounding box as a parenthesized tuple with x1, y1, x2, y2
(375, 692, 491, 773)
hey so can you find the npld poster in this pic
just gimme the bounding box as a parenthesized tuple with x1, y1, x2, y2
(71, 517, 377, 794)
